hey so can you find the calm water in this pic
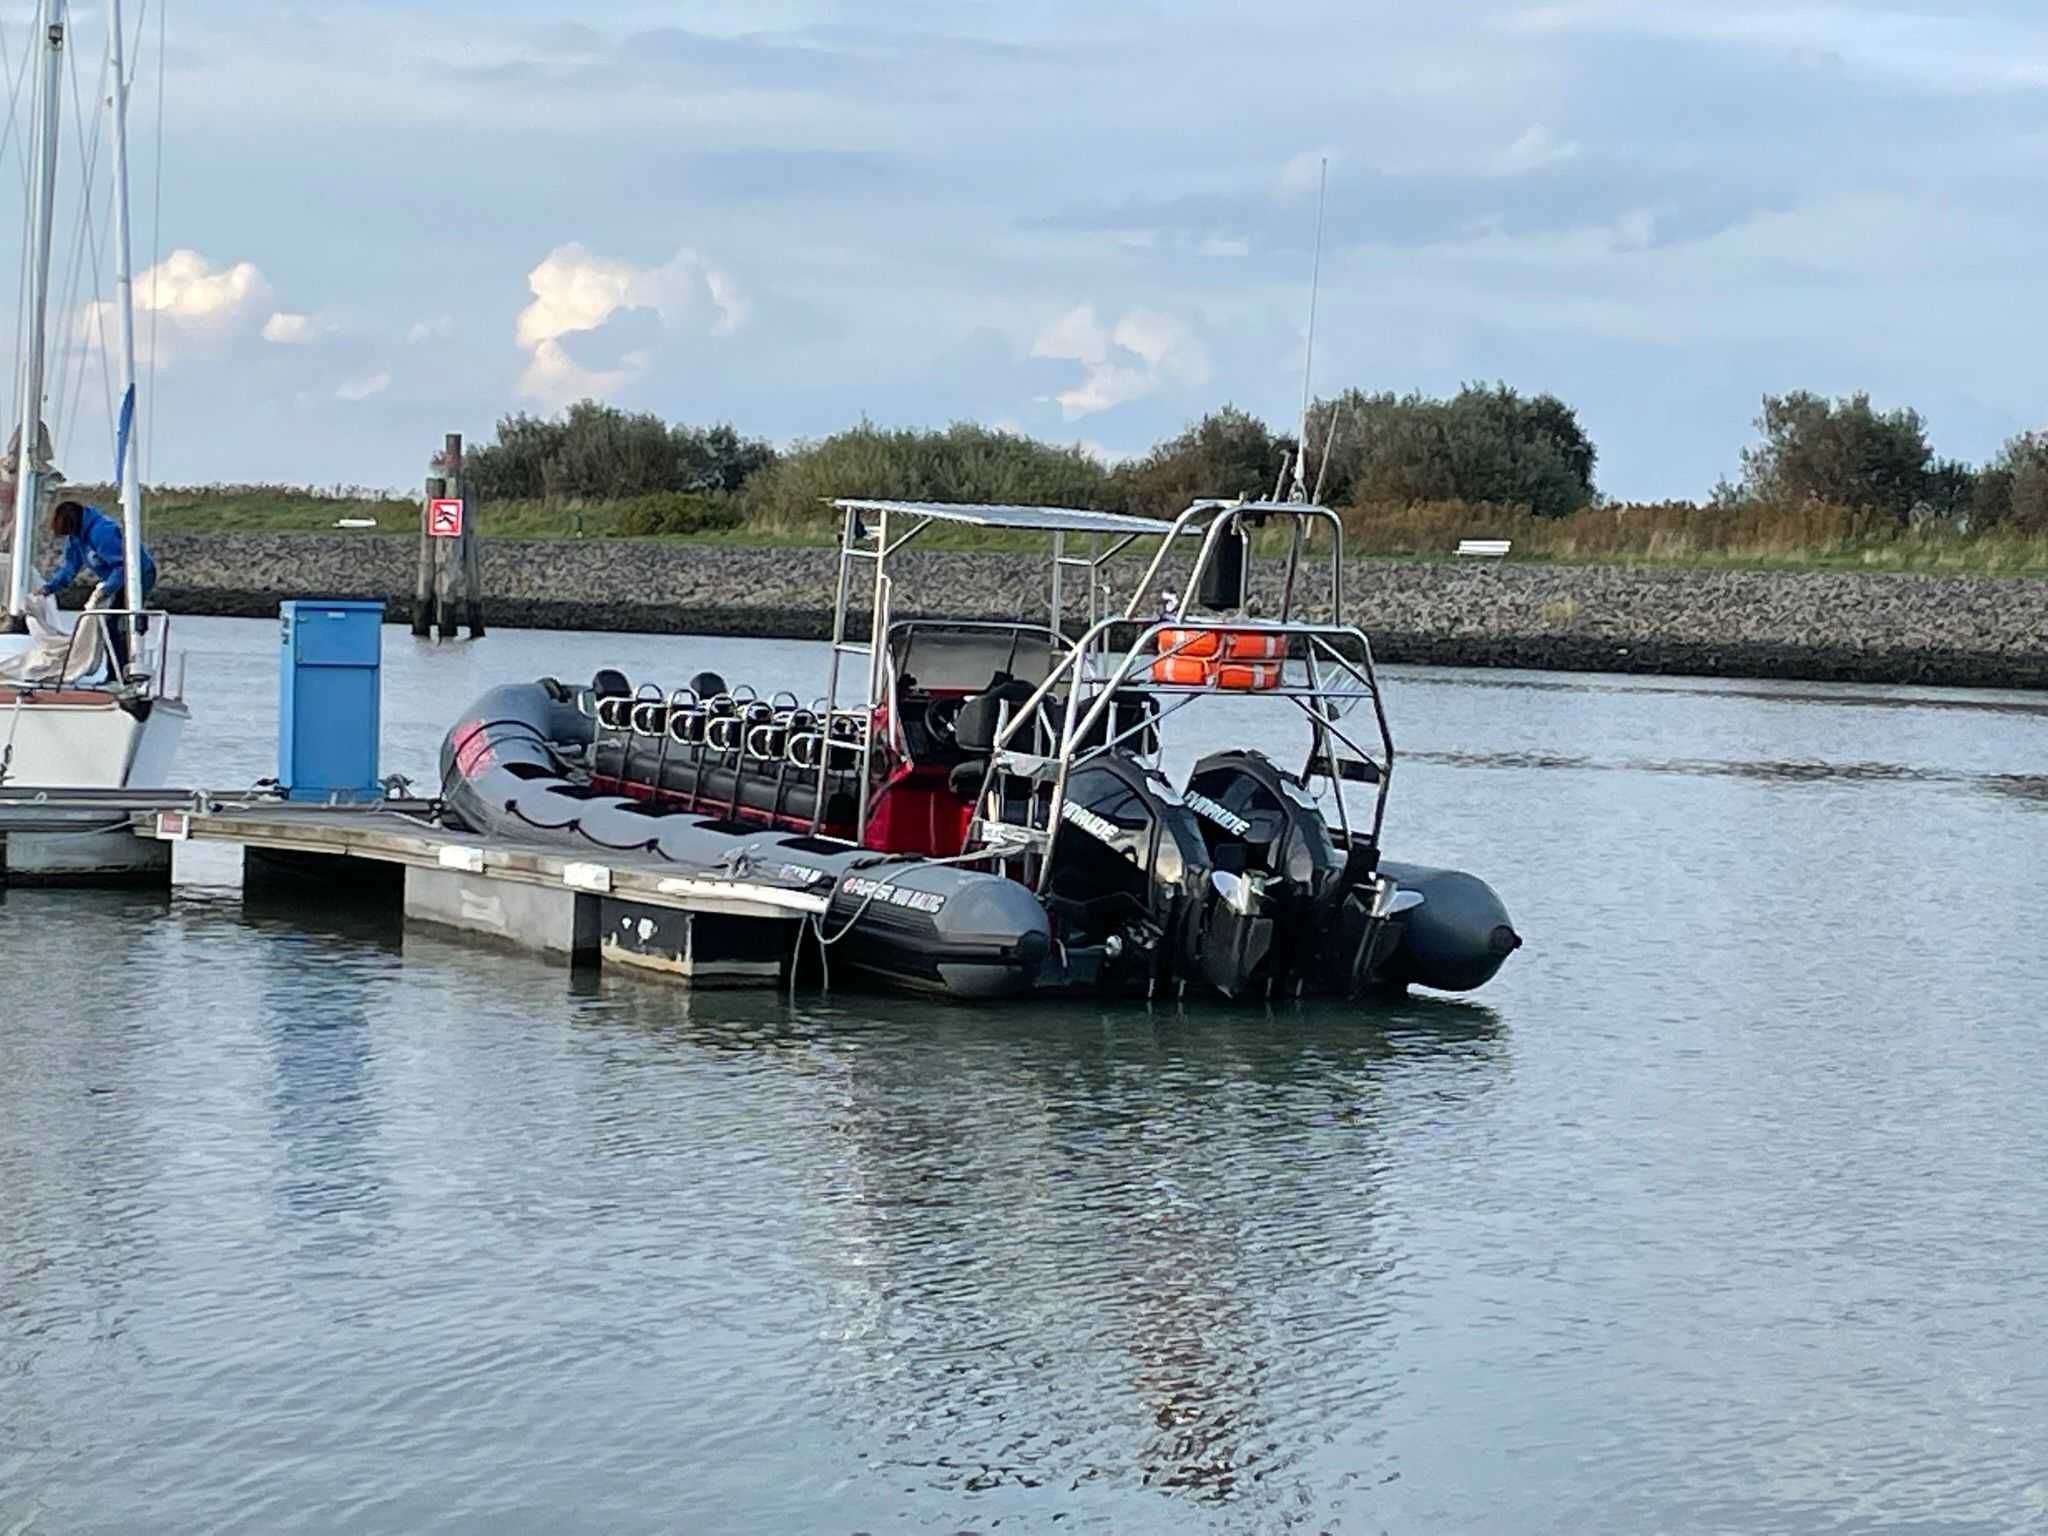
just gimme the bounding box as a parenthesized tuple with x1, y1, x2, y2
(4, 617, 2048, 1534)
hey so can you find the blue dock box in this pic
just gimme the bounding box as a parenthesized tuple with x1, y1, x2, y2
(278, 600, 384, 802)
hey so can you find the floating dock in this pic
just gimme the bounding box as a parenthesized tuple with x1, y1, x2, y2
(0, 791, 828, 986)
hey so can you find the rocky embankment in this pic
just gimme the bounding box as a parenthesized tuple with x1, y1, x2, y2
(145, 532, 2048, 689)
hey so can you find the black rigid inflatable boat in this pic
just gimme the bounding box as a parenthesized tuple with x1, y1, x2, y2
(436, 496, 1522, 1004)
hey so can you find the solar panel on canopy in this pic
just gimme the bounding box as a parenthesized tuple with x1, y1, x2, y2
(830, 499, 1189, 537)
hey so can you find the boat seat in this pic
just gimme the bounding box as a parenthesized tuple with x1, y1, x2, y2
(955, 679, 1057, 754)
(952, 685, 1159, 771)
(595, 733, 858, 830)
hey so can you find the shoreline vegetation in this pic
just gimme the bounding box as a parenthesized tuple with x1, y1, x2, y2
(139, 535, 2048, 691)
(68, 387, 2048, 576)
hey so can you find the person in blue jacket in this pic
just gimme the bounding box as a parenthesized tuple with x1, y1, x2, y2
(38, 499, 157, 672)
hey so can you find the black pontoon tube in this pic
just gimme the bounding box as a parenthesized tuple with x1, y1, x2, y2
(439, 680, 1051, 1000)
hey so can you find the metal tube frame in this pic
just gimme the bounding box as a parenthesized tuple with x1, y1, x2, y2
(49, 604, 173, 696)
(805, 497, 1386, 874)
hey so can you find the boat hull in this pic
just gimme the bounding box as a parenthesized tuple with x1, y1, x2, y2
(1378, 860, 1522, 994)
(0, 691, 188, 884)
(441, 681, 1051, 1001)
(0, 689, 186, 787)
(439, 679, 1522, 1003)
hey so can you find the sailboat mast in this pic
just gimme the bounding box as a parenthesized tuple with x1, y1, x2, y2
(6, 0, 67, 622)
(107, 0, 143, 631)
(1290, 156, 1328, 504)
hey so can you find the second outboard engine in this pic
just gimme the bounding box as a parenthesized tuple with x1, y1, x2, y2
(1184, 750, 1348, 994)
(1181, 749, 1485, 997)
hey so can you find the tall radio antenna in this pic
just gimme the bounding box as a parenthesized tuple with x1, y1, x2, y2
(1290, 156, 1328, 503)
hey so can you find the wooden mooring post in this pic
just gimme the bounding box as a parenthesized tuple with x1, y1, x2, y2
(411, 432, 485, 640)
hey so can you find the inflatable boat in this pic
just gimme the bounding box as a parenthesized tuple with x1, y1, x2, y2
(439, 497, 1521, 1002)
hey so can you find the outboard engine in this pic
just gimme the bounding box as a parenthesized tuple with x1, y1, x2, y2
(1179, 749, 1521, 998)
(1041, 753, 1234, 993)
(1184, 750, 1347, 994)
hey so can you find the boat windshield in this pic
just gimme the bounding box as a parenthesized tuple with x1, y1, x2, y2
(887, 624, 1061, 693)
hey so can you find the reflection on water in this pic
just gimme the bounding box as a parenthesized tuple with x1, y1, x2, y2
(262, 923, 393, 1262)
(1985, 773, 2048, 807)
(781, 997, 1504, 1509)
(4, 620, 2048, 1533)
(1408, 747, 2046, 804)
(1401, 666, 2048, 719)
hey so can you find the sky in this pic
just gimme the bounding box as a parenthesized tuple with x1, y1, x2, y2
(7, 0, 2048, 502)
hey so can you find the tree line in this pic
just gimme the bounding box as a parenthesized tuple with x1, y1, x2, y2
(463, 389, 2048, 535)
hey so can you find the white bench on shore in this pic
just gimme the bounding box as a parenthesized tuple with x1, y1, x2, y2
(1455, 539, 1512, 559)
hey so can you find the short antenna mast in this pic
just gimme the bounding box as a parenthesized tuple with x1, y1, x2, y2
(1290, 156, 1328, 503)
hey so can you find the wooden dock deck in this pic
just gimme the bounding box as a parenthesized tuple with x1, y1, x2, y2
(2, 790, 826, 986)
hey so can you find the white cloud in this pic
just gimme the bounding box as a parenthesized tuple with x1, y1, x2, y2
(1030, 306, 1110, 369)
(514, 241, 746, 403)
(1505, 2, 2048, 92)
(1613, 207, 1658, 250)
(134, 250, 271, 329)
(520, 345, 649, 405)
(1495, 123, 1582, 175)
(405, 316, 453, 345)
(335, 369, 391, 402)
(1030, 304, 1210, 419)
(77, 249, 272, 366)
(262, 311, 318, 344)
(1279, 148, 1337, 200)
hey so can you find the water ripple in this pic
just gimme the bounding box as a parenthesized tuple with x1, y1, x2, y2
(5, 622, 2048, 1532)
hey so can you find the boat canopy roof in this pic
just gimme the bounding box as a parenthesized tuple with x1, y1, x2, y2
(831, 499, 1192, 538)
(1184, 499, 1336, 517)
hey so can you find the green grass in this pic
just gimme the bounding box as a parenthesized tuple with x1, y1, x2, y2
(86, 483, 2048, 575)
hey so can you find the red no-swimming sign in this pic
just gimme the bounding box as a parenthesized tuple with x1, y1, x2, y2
(427, 497, 464, 538)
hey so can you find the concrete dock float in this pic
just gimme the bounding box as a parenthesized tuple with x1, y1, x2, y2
(1, 791, 828, 986)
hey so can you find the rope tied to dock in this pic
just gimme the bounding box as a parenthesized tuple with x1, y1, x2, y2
(792, 882, 885, 997)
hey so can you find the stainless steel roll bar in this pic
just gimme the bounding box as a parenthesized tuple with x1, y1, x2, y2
(801, 495, 1388, 873)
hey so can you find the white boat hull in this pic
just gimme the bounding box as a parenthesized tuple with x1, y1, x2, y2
(1, 689, 188, 883)
(2, 690, 186, 786)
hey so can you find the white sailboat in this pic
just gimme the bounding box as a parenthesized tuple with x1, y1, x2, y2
(0, 0, 189, 882)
